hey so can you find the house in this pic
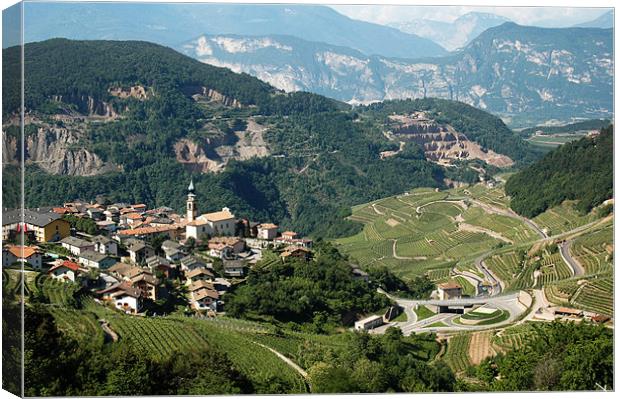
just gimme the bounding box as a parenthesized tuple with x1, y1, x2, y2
(117, 225, 183, 241)
(161, 240, 186, 261)
(354, 315, 384, 331)
(132, 204, 147, 213)
(126, 239, 154, 264)
(98, 282, 143, 314)
(185, 268, 214, 284)
(180, 255, 207, 271)
(78, 250, 116, 269)
(122, 212, 143, 226)
(223, 259, 246, 278)
(104, 209, 120, 222)
(107, 262, 134, 280)
(274, 235, 313, 249)
(60, 236, 95, 256)
(438, 282, 462, 300)
(257, 223, 278, 240)
(186, 207, 237, 239)
(146, 256, 172, 277)
(208, 237, 245, 258)
(213, 277, 232, 293)
(96, 220, 118, 233)
(281, 231, 298, 240)
(48, 260, 81, 282)
(190, 288, 220, 311)
(2, 208, 70, 243)
(281, 246, 312, 262)
(86, 207, 104, 220)
(92, 235, 118, 256)
(2, 245, 43, 270)
(130, 272, 159, 300)
(187, 279, 215, 293)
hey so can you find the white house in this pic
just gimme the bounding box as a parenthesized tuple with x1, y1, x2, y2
(99, 282, 143, 314)
(78, 250, 116, 269)
(60, 236, 95, 256)
(48, 260, 81, 283)
(186, 207, 236, 240)
(190, 288, 219, 311)
(92, 235, 118, 256)
(257, 223, 278, 240)
(2, 245, 43, 270)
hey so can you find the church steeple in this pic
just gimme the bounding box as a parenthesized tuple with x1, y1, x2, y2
(186, 178, 197, 222)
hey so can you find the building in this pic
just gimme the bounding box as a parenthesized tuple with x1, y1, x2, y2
(281, 246, 312, 262)
(180, 255, 207, 271)
(223, 259, 246, 278)
(186, 207, 237, 239)
(438, 282, 462, 300)
(354, 315, 384, 331)
(2, 245, 43, 270)
(60, 236, 95, 256)
(126, 239, 154, 264)
(98, 282, 143, 314)
(190, 288, 219, 311)
(2, 208, 70, 243)
(208, 236, 245, 258)
(257, 223, 278, 240)
(78, 250, 116, 269)
(130, 272, 159, 300)
(48, 260, 81, 282)
(186, 268, 214, 284)
(186, 179, 198, 222)
(161, 240, 186, 261)
(554, 307, 583, 317)
(146, 256, 172, 277)
(116, 225, 183, 241)
(92, 235, 118, 256)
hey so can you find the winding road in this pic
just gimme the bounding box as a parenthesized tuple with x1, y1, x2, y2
(559, 240, 585, 276)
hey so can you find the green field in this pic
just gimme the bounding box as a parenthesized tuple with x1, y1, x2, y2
(527, 134, 586, 148)
(570, 224, 613, 275)
(414, 305, 435, 321)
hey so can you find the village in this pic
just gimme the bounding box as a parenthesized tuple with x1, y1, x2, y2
(2, 180, 314, 315)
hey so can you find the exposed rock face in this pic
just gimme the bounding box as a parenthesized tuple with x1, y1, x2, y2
(386, 113, 514, 167)
(2, 123, 119, 176)
(174, 118, 269, 173)
(180, 25, 613, 125)
(50, 94, 119, 118)
(109, 85, 150, 100)
(182, 85, 242, 108)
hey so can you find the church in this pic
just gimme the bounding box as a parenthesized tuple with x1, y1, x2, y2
(184, 180, 237, 240)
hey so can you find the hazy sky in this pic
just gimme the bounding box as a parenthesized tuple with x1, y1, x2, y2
(329, 5, 612, 27)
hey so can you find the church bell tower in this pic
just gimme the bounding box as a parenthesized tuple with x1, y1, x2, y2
(186, 179, 197, 222)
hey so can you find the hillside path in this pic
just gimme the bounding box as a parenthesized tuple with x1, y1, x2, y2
(253, 341, 308, 379)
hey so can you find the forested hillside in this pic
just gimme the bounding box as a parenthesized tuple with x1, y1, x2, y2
(505, 125, 613, 217)
(3, 39, 534, 237)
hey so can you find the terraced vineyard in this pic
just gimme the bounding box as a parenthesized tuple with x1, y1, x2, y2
(492, 323, 536, 352)
(536, 251, 573, 287)
(443, 334, 471, 373)
(336, 184, 538, 280)
(48, 307, 106, 345)
(39, 276, 80, 306)
(571, 225, 613, 275)
(571, 276, 613, 316)
(485, 251, 523, 287)
(532, 201, 596, 235)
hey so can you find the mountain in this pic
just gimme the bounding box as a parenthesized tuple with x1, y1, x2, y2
(505, 124, 613, 218)
(2, 39, 534, 237)
(180, 23, 613, 127)
(391, 12, 511, 51)
(20, 2, 447, 58)
(573, 10, 613, 28)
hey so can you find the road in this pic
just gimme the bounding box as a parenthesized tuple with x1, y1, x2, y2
(474, 252, 503, 296)
(386, 292, 527, 335)
(468, 199, 548, 239)
(559, 239, 585, 276)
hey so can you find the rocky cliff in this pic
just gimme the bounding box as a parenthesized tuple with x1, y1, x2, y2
(180, 24, 613, 126)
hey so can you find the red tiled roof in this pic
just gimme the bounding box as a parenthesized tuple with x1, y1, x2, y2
(438, 281, 461, 290)
(6, 245, 38, 259)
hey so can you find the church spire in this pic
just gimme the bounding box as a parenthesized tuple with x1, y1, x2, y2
(188, 178, 195, 193)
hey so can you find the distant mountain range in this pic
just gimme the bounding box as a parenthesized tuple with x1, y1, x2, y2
(180, 23, 613, 127)
(573, 10, 614, 28)
(390, 12, 511, 51)
(21, 2, 447, 58)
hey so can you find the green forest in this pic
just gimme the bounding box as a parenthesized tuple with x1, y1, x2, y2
(505, 125, 613, 217)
